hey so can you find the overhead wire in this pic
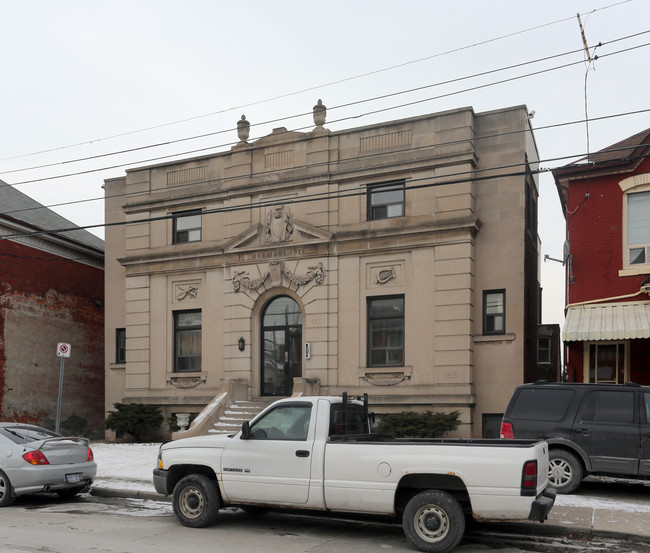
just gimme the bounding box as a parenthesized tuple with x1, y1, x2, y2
(0, 0, 630, 164)
(3, 29, 650, 181)
(2, 106, 650, 222)
(4, 36, 650, 193)
(3, 142, 650, 246)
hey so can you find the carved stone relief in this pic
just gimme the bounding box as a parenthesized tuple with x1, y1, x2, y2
(265, 205, 293, 244)
(175, 284, 199, 301)
(232, 261, 326, 292)
(233, 271, 270, 292)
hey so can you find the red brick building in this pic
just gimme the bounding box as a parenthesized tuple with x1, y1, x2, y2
(552, 129, 650, 385)
(0, 180, 105, 437)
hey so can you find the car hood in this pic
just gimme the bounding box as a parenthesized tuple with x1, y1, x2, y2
(161, 433, 234, 451)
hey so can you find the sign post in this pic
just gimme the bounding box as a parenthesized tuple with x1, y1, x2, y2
(55, 343, 71, 434)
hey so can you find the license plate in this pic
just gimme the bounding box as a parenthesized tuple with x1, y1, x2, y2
(65, 473, 82, 484)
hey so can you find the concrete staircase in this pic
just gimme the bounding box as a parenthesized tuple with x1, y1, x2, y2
(208, 399, 275, 435)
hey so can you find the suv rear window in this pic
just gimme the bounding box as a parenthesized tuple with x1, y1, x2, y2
(510, 388, 575, 421)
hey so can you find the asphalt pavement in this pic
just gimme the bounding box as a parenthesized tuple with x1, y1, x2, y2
(90, 477, 650, 547)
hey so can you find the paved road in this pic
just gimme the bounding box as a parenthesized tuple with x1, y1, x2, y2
(2, 492, 648, 553)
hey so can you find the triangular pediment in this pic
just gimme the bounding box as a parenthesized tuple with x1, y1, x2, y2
(224, 218, 331, 252)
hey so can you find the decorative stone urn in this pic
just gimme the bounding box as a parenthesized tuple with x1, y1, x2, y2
(313, 99, 326, 127)
(237, 115, 250, 142)
(175, 413, 191, 431)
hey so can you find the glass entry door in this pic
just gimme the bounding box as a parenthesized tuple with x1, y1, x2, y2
(261, 296, 302, 396)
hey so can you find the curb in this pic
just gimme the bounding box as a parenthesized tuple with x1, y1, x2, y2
(474, 520, 645, 545)
(90, 487, 171, 502)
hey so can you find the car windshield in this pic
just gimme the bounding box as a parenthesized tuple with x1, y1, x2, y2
(0, 426, 60, 444)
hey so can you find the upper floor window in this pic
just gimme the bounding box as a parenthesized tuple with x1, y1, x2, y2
(627, 190, 650, 265)
(174, 310, 202, 372)
(537, 336, 550, 364)
(367, 295, 404, 367)
(115, 328, 126, 364)
(483, 290, 505, 335)
(367, 180, 405, 221)
(173, 210, 202, 244)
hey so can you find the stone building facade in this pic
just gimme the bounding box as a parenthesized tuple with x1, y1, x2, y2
(104, 104, 541, 438)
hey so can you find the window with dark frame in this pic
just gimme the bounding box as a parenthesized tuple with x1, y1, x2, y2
(483, 290, 505, 335)
(537, 336, 551, 364)
(173, 210, 202, 244)
(174, 310, 202, 373)
(115, 328, 126, 364)
(367, 180, 405, 221)
(367, 295, 404, 367)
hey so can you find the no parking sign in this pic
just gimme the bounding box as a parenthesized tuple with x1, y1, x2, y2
(56, 342, 71, 358)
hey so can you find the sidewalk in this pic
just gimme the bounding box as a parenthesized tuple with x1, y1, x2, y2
(89, 443, 650, 543)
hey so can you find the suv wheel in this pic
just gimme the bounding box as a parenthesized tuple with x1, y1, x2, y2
(548, 450, 583, 494)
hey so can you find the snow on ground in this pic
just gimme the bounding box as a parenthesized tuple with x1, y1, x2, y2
(91, 442, 161, 492)
(555, 485, 650, 513)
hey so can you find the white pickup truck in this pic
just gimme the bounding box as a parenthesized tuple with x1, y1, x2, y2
(154, 394, 555, 553)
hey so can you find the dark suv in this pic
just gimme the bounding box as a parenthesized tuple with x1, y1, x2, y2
(501, 382, 650, 493)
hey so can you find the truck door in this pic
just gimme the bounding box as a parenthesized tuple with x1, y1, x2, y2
(221, 401, 314, 504)
(571, 389, 640, 475)
(640, 391, 650, 476)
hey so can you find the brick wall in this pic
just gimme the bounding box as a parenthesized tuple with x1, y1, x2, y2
(0, 239, 105, 438)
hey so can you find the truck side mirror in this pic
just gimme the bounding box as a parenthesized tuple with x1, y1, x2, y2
(241, 421, 251, 440)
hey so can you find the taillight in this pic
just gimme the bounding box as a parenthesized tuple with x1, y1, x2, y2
(87, 448, 94, 462)
(521, 460, 538, 496)
(22, 450, 50, 465)
(500, 421, 514, 439)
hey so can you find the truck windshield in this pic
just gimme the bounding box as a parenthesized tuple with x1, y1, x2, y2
(329, 403, 370, 436)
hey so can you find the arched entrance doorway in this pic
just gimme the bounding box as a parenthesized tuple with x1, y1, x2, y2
(260, 296, 303, 396)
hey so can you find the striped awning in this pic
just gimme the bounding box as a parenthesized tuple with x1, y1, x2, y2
(563, 302, 650, 342)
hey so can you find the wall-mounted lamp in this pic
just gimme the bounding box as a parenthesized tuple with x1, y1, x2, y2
(238, 337, 245, 352)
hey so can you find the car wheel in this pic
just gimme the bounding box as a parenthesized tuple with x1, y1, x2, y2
(0, 470, 16, 507)
(402, 490, 465, 553)
(548, 450, 583, 494)
(172, 474, 221, 528)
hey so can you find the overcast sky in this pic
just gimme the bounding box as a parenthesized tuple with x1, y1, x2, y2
(2, 0, 649, 329)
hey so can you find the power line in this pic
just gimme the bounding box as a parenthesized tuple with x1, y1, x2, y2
(2, 144, 649, 244)
(3, 28, 649, 183)
(4, 37, 649, 192)
(0, 0, 630, 164)
(2, 107, 650, 222)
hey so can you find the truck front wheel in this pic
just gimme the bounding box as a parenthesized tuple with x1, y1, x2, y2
(172, 474, 221, 528)
(402, 490, 465, 553)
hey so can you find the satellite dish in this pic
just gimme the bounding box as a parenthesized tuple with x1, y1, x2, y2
(563, 240, 571, 264)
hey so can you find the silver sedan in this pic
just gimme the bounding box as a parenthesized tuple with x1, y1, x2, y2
(0, 423, 97, 506)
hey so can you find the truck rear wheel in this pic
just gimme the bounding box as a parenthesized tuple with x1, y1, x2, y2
(548, 449, 583, 494)
(402, 490, 465, 553)
(172, 474, 221, 528)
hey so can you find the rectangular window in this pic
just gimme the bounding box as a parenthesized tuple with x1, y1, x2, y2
(115, 328, 126, 364)
(579, 390, 634, 424)
(174, 310, 202, 372)
(537, 336, 550, 364)
(367, 180, 405, 221)
(367, 295, 404, 367)
(173, 210, 202, 244)
(588, 342, 625, 383)
(627, 190, 650, 265)
(483, 290, 505, 335)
